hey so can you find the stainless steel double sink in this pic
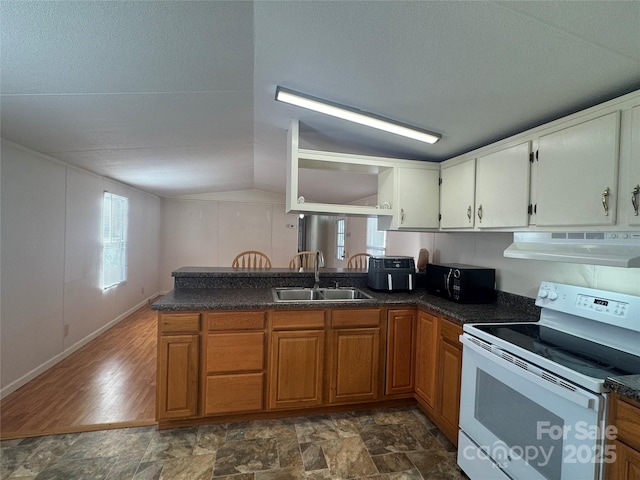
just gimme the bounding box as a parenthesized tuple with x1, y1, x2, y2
(272, 287, 373, 302)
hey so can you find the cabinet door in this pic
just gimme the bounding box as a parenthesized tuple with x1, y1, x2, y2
(157, 334, 199, 419)
(414, 310, 438, 411)
(385, 309, 416, 395)
(440, 159, 476, 228)
(268, 330, 324, 409)
(537, 112, 620, 226)
(476, 142, 531, 228)
(397, 168, 440, 229)
(607, 440, 640, 480)
(437, 320, 463, 446)
(629, 106, 640, 225)
(329, 328, 380, 404)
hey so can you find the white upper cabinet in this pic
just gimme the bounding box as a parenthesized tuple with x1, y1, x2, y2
(536, 112, 620, 227)
(440, 158, 476, 229)
(628, 106, 640, 226)
(475, 142, 531, 229)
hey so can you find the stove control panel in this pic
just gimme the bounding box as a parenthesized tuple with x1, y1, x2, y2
(576, 294, 628, 318)
(536, 281, 640, 335)
(536, 281, 640, 356)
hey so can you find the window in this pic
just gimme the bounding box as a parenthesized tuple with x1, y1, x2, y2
(336, 218, 345, 260)
(366, 217, 386, 256)
(102, 192, 128, 289)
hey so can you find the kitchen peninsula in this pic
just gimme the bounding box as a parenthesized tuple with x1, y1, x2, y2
(155, 267, 538, 318)
(152, 267, 538, 444)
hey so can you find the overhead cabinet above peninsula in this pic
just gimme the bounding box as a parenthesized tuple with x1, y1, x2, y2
(286, 120, 440, 230)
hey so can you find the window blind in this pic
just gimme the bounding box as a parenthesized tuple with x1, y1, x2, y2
(366, 217, 386, 256)
(102, 192, 128, 289)
(336, 218, 345, 260)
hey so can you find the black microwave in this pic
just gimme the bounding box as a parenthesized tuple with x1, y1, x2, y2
(425, 263, 496, 304)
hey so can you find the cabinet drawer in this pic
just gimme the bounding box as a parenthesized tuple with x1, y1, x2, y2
(611, 395, 640, 452)
(271, 310, 326, 329)
(331, 309, 381, 328)
(160, 313, 200, 334)
(206, 311, 266, 331)
(204, 373, 264, 414)
(440, 318, 462, 345)
(206, 332, 265, 373)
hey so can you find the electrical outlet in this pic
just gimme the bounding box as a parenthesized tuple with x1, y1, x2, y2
(64, 324, 69, 337)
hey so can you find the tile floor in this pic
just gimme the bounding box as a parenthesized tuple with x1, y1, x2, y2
(1, 407, 468, 480)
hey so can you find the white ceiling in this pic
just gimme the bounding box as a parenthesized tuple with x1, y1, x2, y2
(2, 1, 639, 200)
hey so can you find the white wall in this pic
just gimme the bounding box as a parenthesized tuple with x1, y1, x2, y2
(431, 232, 640, 298)
(386, 231, 435, 261)
(1, 141, 161, 396)
(159, 198, 298, 290)
(362, 229, 639, 298)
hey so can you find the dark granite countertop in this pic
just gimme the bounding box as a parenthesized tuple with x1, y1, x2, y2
(153, 286, 538, 325)
(605, 375, 640, 404)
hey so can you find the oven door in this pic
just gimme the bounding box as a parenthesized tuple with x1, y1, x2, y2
(458, 334, 607, 480)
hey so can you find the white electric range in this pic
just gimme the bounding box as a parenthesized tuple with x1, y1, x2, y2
(458, 281, 640, 480)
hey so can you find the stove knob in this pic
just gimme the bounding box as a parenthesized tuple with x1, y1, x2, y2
(538, 290, 548, 299)
(548, 291, 558, 301)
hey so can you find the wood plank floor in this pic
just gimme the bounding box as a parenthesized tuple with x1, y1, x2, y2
(0, 302, 158, 440)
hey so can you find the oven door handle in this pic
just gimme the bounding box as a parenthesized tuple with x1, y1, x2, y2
(461, 335, 599, 410)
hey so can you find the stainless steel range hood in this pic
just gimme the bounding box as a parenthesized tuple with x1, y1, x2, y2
(504, 231, 640, 267)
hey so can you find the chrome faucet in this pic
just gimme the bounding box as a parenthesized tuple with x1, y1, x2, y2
(314, 251, 324, 288)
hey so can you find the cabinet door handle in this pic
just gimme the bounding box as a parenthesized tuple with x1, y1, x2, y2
(466, 205, 472, 222)
(400, 208, 405, 224)
(601, 187, 610, 216)
(477, 204, 483, 223)
(632, 185, 640, 216)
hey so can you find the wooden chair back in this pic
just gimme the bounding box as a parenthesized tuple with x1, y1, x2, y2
(289, 251, 318, 269)
(347, 252, 371, 269)
(232, 250, 272, 269)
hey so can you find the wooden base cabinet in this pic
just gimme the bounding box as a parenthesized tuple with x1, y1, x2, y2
(386, 309, 416, 396)
(329, 309, 382, 404)
(157, 313, 201, 420)
(414, 309, 463, 446)
(607, 394, 640, 479)
(155, 305, 463, 436)
(203, 311, 266, 415)
(609, 441, 640, 480)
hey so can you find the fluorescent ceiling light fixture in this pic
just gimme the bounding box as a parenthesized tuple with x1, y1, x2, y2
(275, 86, 441, 144)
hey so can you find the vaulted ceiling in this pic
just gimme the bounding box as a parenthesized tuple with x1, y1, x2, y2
(2, 1, 639, 200)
